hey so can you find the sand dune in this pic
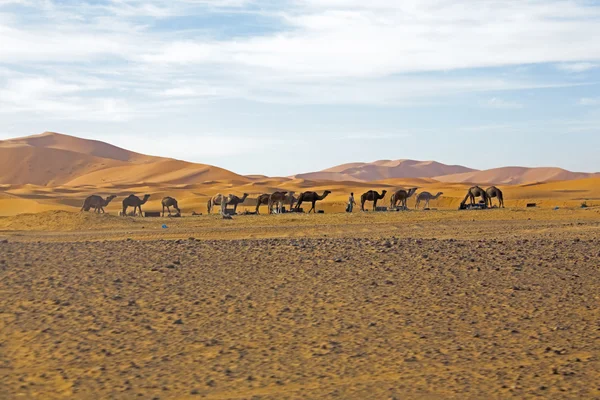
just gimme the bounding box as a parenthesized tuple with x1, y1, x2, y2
(434, 166, 599, 185)
(0, 132, 248, 186)
(296, 159, 476, 182)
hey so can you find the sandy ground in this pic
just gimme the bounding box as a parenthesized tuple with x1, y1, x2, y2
(1, 209, 599, 399)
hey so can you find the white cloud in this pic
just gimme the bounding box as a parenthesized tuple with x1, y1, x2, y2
(557, 63, 598, 73)
(0, 0, 599, 120)
(579, 97, 600, 106)
(484, 97, 524, 110)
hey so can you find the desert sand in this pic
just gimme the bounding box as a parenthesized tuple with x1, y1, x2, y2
(1, 131, 599, 398)
(1, 209, 599, 399)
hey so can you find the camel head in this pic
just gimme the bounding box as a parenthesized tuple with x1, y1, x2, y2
(436, 192, 444, 197)
(241, 193, 249, 200)
(142, 194, 151, 203)
(107, 195, 117, 201)
(381, 190, 387, 198)
(408, 188, 418, 197)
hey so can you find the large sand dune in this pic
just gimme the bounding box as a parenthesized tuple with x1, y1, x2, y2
(0, 132, 248, 186)
(295, 159, 476, 182)
(434, 166, 599, 185)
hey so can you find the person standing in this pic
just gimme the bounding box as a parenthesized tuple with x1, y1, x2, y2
(347, 192, 356, 212)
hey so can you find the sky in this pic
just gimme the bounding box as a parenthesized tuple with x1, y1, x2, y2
(0, 0, 599, 176)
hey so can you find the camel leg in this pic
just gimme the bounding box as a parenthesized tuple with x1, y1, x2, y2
(296, 200, 303, 211)
(309, 201, 315, 213)
(100, 206, 105, 213)
(139, 206, 144, 217)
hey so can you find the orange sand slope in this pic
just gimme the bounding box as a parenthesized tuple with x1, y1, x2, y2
(295, 159, 476, 182)
(0, 132, 248, 186)
(434, 166, 599, 185)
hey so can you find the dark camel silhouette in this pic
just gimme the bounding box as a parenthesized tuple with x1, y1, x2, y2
(226, 193, 249, 214)
(161, 197, 181, 216)
(81, 195, 116, 213)
(486, 186, 504, 208)
(390, 188, 417, 209)
(122, 194, 150, 217)
(295, 191, 331, 213)
(460, 186, 488, 209)
(360, 190, 387, 211)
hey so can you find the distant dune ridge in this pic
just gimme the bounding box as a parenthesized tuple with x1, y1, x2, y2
(433, 167, 600, 185)
(0, 132, 597, 187)
(0, 132, 249, 186)
(294, 160, 476, 182)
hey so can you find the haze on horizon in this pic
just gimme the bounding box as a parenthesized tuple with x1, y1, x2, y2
(1, 0, 599, 176)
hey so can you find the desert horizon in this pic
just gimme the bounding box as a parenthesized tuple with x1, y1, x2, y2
(0, 131, 599, 218)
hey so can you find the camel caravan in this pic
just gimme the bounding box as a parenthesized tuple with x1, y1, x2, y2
(79, 186, 504, 217)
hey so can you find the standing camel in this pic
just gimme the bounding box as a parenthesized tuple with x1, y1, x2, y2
(255, 194, 271, 214)
(295, 191, 331, 213)
(360, 190, 387, 211)
(161, 197, 181, 216)
(81, 195, 116, 213)
(268, 191, 289, 214)
(207, 194, 231, 214)
(459, 186, 488, 208)
(390, 188, 417, 210)
(415, 192, 443, 209)
(122, 194, 151, 217)
(226, 193, 249, 214)
(284, 191, 297, 211)
(486, 186, 504, 208)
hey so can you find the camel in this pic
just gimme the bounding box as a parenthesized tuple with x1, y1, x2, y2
(284, 191, 297, 211)
(207, 194, 231, 214)
(226, 193, 249, 214)
(390, 188, 417, 210)
(122, 194, 150, 217)
(295, 191, 331, 213)
(268, 191, 289, 214)
(220, 194, 236, 217)
(486, 186, 504, 208)
(360, 190, 387, 211)
(161, 197, 181, 217)
(459, 186, 489, 209)
(81, 195, 116, 213)
(415, 192, 443, 209)
(255, 194, 271, 214)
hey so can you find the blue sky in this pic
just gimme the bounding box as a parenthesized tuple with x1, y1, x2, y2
(0, 0, 599, 176)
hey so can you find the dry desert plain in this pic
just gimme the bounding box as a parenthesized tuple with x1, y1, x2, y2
(1, 132, 600, 399)
(1, 206, 600, 399)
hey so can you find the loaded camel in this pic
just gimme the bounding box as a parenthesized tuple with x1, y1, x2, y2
(486, 186, 504, 208)
(415, 192, 443, 209)
(459, 186, 489, 209)
(268, 191, 289, 214)
(161, 197, 181, 217)
(207, 194, 230, 214)
(81, 195, 116, 213)
(295, 191, 331, 213)
(390, 188, 417, 210)
(360, 190, 387, 211)
(122, 194, 150, 217)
